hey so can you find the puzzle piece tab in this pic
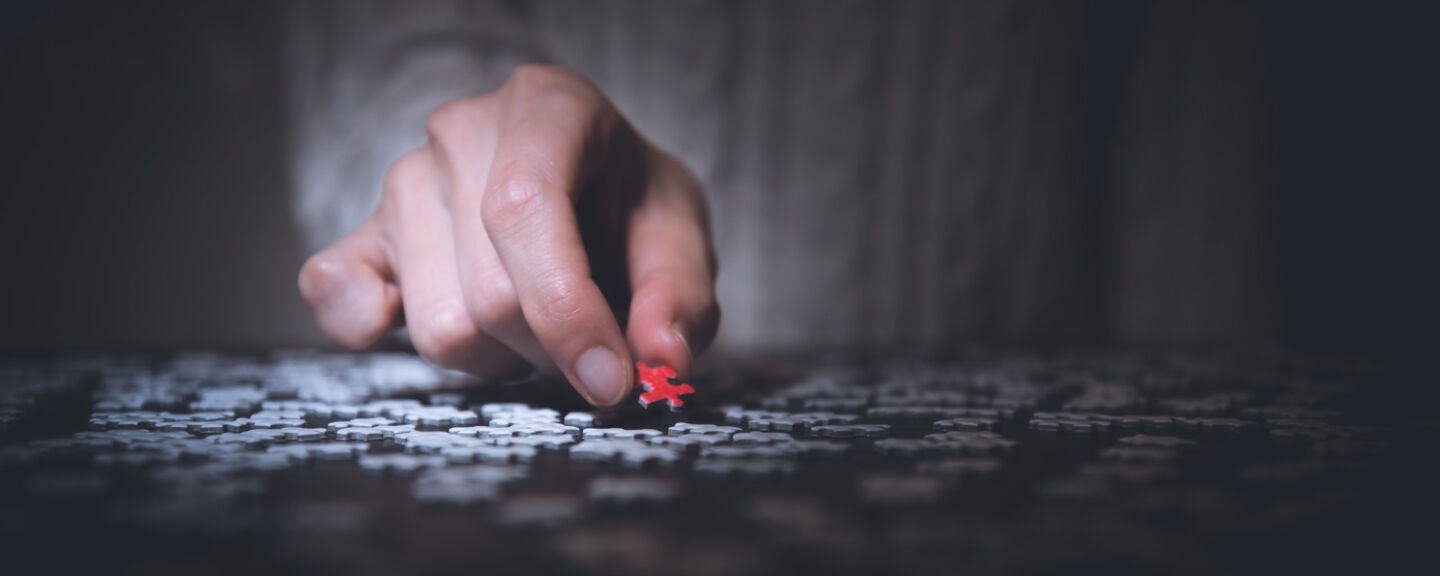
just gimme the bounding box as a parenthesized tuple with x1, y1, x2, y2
(636, 362, 695, 411)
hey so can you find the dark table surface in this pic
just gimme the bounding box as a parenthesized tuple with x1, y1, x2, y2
(1, 350, 1434, 575)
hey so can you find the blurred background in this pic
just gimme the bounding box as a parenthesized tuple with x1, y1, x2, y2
(2, 0, 1433, 359)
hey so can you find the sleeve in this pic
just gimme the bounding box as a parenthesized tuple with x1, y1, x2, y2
(283, 0, 547, 254)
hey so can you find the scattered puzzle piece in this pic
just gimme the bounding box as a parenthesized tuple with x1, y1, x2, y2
(0, 349, 1416, 575)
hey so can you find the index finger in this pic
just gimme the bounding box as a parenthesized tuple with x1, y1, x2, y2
(478, 66, 634, 407)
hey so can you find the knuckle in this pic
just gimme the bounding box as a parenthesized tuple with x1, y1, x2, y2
(425, 97, 483, 143)
(506, 64, 604, 114)
(382, 149, 433, 203)
(506, 64, 551, 90)
(409, 305, 479, 368)
(532, 274, 587, 329)
(480, 168, 549, 233)
(508, 64, 583, 92)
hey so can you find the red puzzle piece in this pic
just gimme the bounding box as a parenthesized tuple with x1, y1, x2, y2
(636, 362, 695, 411)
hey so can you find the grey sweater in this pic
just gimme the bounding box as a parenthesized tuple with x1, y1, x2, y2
(286, 0, 1275, 353)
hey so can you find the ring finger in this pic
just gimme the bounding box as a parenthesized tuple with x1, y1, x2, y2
(386, 146, 528, 377)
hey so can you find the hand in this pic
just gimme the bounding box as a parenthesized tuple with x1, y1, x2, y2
(298, 65, 719, 407)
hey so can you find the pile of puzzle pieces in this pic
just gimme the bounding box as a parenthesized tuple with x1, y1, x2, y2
(0, 350, 1423, 574)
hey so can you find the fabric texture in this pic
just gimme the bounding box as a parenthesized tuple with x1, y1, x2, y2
(285, 0, 1275, 353)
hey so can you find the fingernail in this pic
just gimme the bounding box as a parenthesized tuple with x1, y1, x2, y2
(575, 347, 626, 406)
(670, 323, 692, 359)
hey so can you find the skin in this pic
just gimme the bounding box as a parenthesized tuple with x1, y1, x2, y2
(298, 65, 720, 407)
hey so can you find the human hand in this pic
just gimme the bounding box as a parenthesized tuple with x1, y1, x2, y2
(299, 65, 719, 407)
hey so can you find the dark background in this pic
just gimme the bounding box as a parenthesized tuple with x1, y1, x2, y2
(1, 0, 1433, 358)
